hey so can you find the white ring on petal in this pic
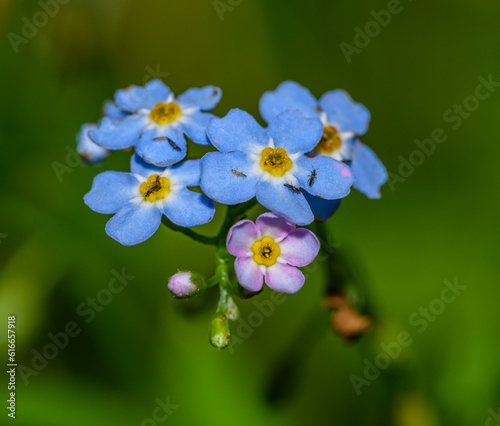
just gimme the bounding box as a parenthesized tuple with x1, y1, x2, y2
(319, 118, 355, 162)
(249, 139, 302, 184)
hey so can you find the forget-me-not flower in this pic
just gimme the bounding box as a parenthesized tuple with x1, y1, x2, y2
(259, 81, 387, 199)
(84, 154, 215, 246)
(302, 192, 342, 222)
(76, 123, 109, 165)
(227, 213, 320, 293)
(200, 109, 354, 226)
(89, 80, 222, 167)
(102, 100, 129, 120)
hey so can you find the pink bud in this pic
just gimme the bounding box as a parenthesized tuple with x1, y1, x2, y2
(168, 272, 198, 298)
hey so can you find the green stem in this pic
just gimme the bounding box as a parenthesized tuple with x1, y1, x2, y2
(161, 198, 258, 246)
(315, 221, 376, 318)
(161, 217, 218, 246)
(316, 224, 423, 416)
(217, 199, 258, 240)
(207, 199, 259, 293)
(215, 286, 230, 315)
(212, 246, 232, 290)
(314, 221, 347, 296)
(226, 198, 258, 220)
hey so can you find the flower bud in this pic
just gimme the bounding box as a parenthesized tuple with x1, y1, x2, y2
(209, 315, 231, 349)
(168, 271, 205, 299)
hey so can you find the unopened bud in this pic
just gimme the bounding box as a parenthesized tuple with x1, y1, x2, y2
(168, 271, 205, 299)
(209, 315, 231, 349)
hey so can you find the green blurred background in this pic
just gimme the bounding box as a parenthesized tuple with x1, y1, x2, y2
(1, 0, 499, 425)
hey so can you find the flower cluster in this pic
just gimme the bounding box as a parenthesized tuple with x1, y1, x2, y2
(82, 80, 221, 244)
(200, 109, 353, 225)
(78, 79, 386, 348)
(260, 81, 387, 199)
(260, 81, 387, 220)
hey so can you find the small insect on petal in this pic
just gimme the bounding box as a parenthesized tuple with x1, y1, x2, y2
(145, 175, 161, 197)
(167, 138, 181, 151)
(309, 169, 317, 186)
(284, 183, 301, 193)
(231, 169, 247, 177)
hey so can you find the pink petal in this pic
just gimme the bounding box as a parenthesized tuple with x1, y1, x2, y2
(227, 220, 259, 256)
(168, 272, 196, 298)
(279, 228, 320, 267)
(265, 263, 305, 294)
(256, 212, 295, 241)
(235, 256, 264, 292)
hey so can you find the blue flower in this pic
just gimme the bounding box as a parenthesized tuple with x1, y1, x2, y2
(200, 109, 354, 226)
(84, 154, 215, 246)
(89, 80, 222, 167)
(302, 191, 342, 222)
(259, 81, 387, 199)
(102, 100, 129, 120)
(76, 124, 109, 165)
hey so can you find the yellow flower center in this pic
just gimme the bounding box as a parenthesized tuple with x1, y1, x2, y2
(139, 174, 170, 202)
(149, 102, 182, 125)
(260, 147, 292, 177)
(251, 237, 281, 267)
(316, 125, 342, 154)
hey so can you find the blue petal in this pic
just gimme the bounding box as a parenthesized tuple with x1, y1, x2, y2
(351, 140, 388, 199)
(130, 154, 200, 186)
(267, 111, 323, 154)
(115, 79, 170, 112)
(176, 86, 222, 111)
(259, 81, 320, 123)
(207, 109, 269, 152)
(76, 124, 109, 164)
(130, 153, 166, 177)
(168, 159, 201, 187)
(256, 180, 313, 226)
(200, 151, 260, 204)
(105, 201, 162, 246)
(319, 90, 370, 135)
(295, 155, 354, 200)
(303, 191, 342, 222)
(181, 111, 213, 145)
(89, 114, 146, 150)
(84, 171, 139, 214)
(103, 100, 128, 120)
(135, 126, 187, 167)
(162, 188, 215, 227)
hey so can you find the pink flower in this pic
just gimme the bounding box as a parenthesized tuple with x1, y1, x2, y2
(227, 212, 320, 294)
